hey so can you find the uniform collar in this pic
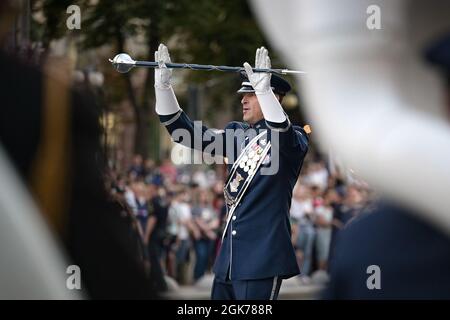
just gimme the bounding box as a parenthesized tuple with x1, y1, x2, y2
(249, 118, 266, 130)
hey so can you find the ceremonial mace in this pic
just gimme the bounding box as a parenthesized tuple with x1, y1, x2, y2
(109, 53, 306, 75)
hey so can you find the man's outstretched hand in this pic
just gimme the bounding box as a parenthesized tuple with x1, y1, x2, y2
(243, 46, 272, 94)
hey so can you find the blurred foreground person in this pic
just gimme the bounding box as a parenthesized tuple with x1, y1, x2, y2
(0, 3, 159, 299)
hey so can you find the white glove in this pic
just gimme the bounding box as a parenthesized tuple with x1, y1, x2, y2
(154, 43, 172, 89)
(244, 47, 287, 124)
(154, 43, 181, 115)
(243, 46, 272, 94)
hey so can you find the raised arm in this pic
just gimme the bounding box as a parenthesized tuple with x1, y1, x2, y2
(154, 44, 181, 116)
(154, 44, 228, 157)
(243, 47, 308, 155)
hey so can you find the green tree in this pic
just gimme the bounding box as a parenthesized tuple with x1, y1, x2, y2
(33, 0, 275, 160)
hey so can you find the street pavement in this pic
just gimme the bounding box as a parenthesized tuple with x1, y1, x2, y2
(163, 273, 326, 300)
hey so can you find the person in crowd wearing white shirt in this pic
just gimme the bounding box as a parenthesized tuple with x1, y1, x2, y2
(314, 188, 335, 271)
(290, 184, 316, 281)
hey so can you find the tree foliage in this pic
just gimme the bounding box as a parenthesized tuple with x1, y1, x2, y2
(33, 0, 276, 159)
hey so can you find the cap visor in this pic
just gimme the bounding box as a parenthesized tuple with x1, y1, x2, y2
(237, 87, 255, 93)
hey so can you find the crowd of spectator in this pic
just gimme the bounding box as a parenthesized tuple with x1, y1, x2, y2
(106, 153, 374, 288)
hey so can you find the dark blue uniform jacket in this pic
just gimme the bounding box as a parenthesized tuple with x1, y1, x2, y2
(159, 110, 308, 280)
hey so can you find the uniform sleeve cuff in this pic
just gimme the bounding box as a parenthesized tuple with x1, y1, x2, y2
(159, 110, 183, 126)
(265, 117, 291, 132)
